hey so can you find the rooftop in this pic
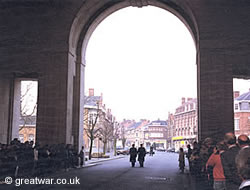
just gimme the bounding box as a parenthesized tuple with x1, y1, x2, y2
(84, 96, 101, 107)
(235, 91, 250, 101)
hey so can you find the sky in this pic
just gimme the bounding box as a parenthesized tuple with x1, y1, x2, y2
(21, 6, 250, 121)
(85, 6, 195, 121)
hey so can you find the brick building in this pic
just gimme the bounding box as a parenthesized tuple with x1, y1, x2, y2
(83, 89, 114, 154)
(172, 98, 198, 150)
(19, 116, 36, 143)
(234, 90, 250, 137)
(125, 120, 149, 148)
(143, 120, 168, 150)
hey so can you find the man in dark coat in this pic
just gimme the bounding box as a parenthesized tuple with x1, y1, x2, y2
(221, 132, 240, 190)
(236, 147, 250, 190)
(137, 144, 146, 167)
(129, 144, 137, 167)
(78, 146, 85, 167)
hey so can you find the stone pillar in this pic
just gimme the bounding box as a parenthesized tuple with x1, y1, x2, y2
(198, 50, 234, 141)
(72, 59, 85, 152)
(36, 52, 75, 145)
(0, 78, 11, 144)
(11, 79, 21, 141)
(0, 77, 20, 144)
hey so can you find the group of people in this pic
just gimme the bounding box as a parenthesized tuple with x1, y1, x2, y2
(129, 144, 147, 167)
(0, 138, 85, 178)
(182, 133, 250, 190)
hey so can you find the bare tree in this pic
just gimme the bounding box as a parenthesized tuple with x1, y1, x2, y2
(99, 115, 113, 155)
(19, 81, 37, 131)
(120, 124, 127, 148)
(84, 103, 101, 160)
(112, 122, 120, 156)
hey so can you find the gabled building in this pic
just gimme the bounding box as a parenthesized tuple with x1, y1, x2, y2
(83, 88, 114, 154)
(125, 120, 149, 148)
(234, 90, 250, 137)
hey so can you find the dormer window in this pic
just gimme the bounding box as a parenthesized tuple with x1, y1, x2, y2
(240, 102, 250, 110)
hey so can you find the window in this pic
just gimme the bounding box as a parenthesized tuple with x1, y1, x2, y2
(19, 134, 24, 143)
(190, 103, 193, 110)
(28, 134, 34, 142)
(149, 133, 163, 138)
(235, 104, 238, 110)
(240, 102, 250, 110)
(234, 119, 240, 131)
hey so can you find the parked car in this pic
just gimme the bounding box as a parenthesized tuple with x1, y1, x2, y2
(167, 148, 175, 153)
(156, 147, 166, 152)
(116, 147, 129, 155)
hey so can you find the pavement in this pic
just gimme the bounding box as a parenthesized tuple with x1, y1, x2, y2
(2, 152, 201, 190)
(82, 152, 125, 167)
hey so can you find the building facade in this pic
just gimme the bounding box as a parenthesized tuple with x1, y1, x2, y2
(125, 120, 149, 148)
(19, 116, 36, 143)
(83, 88, 114, 154)
(172, 98, 198, 150)
(143, 120, 168, 150)
(167, 113, 174, 149)
(234, 90, 250, 137)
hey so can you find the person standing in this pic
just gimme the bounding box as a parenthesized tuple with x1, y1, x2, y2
(206, 141, 227, 190)
(238, 134, 250, 150)
(149, 146, 154, 156)
(221, 132, 240, 190)
(179, 148, 185, 173)
(236, 147, 250, 190)
(186, 144, 192, 172)
(137, 144, 146, 167)
(79, 146, 85, 167)
(129, 144, 137, 167)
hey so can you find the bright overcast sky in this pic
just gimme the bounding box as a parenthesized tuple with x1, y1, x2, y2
(84, 6, 250, 122)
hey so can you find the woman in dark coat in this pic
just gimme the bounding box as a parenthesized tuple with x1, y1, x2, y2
(129, 144, 137, 167)
(137, 144, 146, 167)
(179, 147, 185, 173)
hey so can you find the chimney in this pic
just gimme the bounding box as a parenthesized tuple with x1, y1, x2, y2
(89, 88, 94, 96)
(181, 97, 186, 105)
(234, 91, 240, 99)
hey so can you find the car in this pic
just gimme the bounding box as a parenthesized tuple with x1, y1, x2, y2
(116, 147, 129, 155)
(167, 148, 175, 153)
(156, 147, 166, 152)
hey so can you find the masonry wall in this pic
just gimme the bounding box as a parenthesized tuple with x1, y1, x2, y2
(1, 0, 250, 145)
(235, 112, 250, 136)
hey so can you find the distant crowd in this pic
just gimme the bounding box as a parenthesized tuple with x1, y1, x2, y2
(0, 139, 85, 179)
(181, 133, 250, 190)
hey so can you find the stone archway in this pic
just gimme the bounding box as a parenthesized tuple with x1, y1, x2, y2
(69, 0, 200, 150)
(0, 0, 243, 148)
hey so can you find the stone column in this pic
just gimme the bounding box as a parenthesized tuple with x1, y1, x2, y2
(0, 78, 11, 144)
(0, 77, 20, 144)
(198, 50, 234, 141)
(36, 52, 75, 145)
(11, 79, 21, 141)
(72, 59, 85, 152)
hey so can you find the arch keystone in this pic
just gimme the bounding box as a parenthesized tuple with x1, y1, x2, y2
(129, 0, 149, 8)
